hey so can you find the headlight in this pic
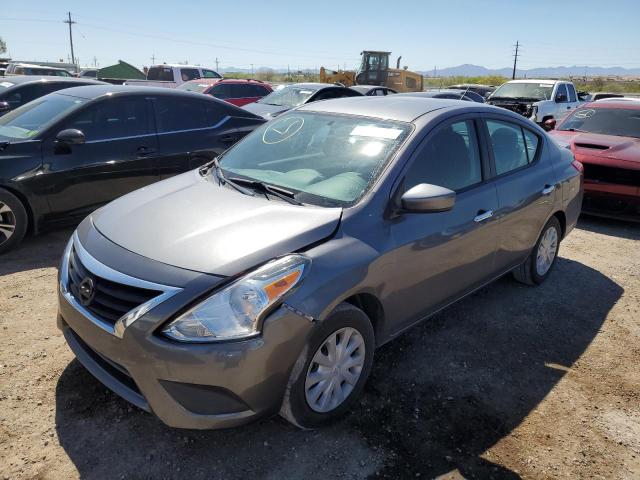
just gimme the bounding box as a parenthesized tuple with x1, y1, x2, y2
(162, 254, 310, 342)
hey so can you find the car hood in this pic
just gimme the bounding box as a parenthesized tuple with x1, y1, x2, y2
(241, 102, 291, 118)
(91, 170, 342, 276)
(550, 131, 640, 169)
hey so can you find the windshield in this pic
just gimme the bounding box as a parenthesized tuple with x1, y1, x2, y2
(0, 93, 87, 139)
(257, 85, 318, 108)
(491, 82, 553, 101)
(178, 82, 210, 93)
(559, 107, 640, 139)
(219, 112, 411, 207)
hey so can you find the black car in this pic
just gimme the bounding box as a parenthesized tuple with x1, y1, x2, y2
(397, 89, 485, 103)
(349, 85, 397, 96)
(242, 83, 362, 118)
(0, 85, 265, 253)
(0, 76, 106, 116)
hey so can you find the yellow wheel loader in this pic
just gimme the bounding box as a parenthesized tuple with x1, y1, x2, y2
(320, 51, 423, 93)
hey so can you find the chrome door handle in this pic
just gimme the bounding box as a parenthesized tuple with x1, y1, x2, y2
(474, 210, 493, 223)
(541, 185, 555, 195)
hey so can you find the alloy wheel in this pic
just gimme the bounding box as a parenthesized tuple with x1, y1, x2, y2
(0, 201, 16, 245)
(536, 226, 558, 276)
(304, 327, 366, 413)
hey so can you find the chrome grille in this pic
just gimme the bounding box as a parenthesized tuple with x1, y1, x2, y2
(68, 246, 161, 326)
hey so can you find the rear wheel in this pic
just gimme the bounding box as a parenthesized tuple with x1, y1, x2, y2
(279, 303, 374, 429)
(0, 189, 28, 254)
(513, 216, 561, 285)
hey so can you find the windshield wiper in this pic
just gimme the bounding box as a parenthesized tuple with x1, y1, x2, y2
(200, 157, 255, 196)
(562, 128, 588, 133)
(225, 177, 304, 206)
(258, 102, 282, 106)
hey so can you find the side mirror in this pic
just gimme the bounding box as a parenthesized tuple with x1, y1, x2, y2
(0, 101, 11, 114)
(55, 129, 85, 145)
(543, 118, 556, 131)
(555, 93, 568, 103)
(400, 183, 456, 213)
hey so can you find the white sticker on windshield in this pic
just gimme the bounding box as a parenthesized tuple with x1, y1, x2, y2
(262, 116, 305, 144)
(350, 125, 402, 140)
(574, 109, 596, 118)
(0, 82, 14, 88)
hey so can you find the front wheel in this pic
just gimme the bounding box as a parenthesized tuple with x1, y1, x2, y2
(279, 303, 375, 429)
(513, 216, 561, 285)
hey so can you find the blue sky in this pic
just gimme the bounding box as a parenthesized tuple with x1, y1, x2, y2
(2, 0, 639, 72)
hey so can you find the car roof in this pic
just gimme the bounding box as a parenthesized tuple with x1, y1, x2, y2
(9, 62, 69, 70)
(506, 79, 560, 84)
(397, 90, 470, 98)
(586, 99, 640, 109)
(52, 84, 208, 99)
(0, 75, 105, 86)
(287, 83, 342, 91)
(151, 64, 212, 69)
(297, 96, 492, 122)
(184, 78, 266, 86)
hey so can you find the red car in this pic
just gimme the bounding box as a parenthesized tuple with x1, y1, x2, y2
(549, 100, 640, 221)
(177, 78, 273, 107)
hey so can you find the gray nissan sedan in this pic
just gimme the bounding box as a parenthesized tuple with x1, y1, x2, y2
(57, 96, 583, 429)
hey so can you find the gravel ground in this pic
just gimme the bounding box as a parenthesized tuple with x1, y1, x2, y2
(1, 216, 639, 479)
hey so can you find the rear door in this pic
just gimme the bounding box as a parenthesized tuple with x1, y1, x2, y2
(387, 117, 500, 331)
(152, 95, 239, 177)
(42, 95, 158, 219)
(482, 116, 555, 272)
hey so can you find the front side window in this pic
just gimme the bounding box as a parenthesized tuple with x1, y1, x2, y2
(405, 120, 482, 192)
(210, 84, 232, 99)
(486, 120, 531, 175)
(558, 107, 640, 139)
(0, 93, 86, 139)
(155, 97, 223, 132)
(555, 84, 568, 102)
(63, 96, 150, 141)
(230, 84, 253, 98)
(491, 82, 554, 101)
(256, 85, 318, 108)
(201, 69, 222, 79)
(220, 112, 411, 207)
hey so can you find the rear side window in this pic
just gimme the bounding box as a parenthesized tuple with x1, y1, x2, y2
(405, 120, 482, 192)
(567, 84, 577, 103)
(147, 67, 174, 81)
(64, 97, 151, 141)
(486, 120, 534, 175)
(230, 84, 256, 98)
(155, 97, 225, 132)
(180, 68, 200, 82)
(255, 85, 271, 96)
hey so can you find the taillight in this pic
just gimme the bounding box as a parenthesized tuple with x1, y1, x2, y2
(571, 159, 584, 174)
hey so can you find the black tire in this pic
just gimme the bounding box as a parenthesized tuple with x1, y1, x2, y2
(0, 189, 28, 255)
(279, 302, 375, 429)
(513, 216, 561, 286)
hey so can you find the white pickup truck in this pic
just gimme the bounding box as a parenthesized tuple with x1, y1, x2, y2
(124, 64, 222, 88)
(487, 79, 583, 129)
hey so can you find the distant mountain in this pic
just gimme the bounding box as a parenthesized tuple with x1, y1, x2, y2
(421, 63, 640, 78)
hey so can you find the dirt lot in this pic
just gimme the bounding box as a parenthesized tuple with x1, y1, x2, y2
(1, 217, 639, 479)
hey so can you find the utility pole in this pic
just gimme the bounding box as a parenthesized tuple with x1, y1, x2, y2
(64, 12, 76, 70)
(512, 40, 520, 80)
(151, 54, 156, 64)
(251, 64, 254, 77)
(215, 57, 219, 71)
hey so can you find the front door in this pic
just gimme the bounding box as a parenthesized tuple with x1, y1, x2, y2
(387, 118, 499, 333)
(41, 96, 158, 219)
